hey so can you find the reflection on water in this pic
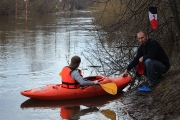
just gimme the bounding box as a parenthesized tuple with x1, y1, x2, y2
(0, 11, 96, 84)
(21, 94, 121, 108)
(0, 11, 133, 120)
(101, 109, 116, 120)
(0, 10, 102, 120)
(21, 94, 120, 120)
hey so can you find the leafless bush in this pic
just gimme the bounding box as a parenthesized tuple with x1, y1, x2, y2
(84, 0, 180, 89)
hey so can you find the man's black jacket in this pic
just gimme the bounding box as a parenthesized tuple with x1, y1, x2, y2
(127, 38, 170, 71)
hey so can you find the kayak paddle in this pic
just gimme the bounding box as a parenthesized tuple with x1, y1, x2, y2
(100, 83, 117, 95)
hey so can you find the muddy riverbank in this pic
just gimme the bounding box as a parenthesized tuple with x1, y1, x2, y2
(121, 66, 180, 120)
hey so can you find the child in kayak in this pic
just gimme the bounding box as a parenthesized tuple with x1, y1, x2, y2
(60, 55, 99, 89)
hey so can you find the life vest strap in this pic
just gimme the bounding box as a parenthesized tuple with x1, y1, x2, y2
(62, 82, 79, 89)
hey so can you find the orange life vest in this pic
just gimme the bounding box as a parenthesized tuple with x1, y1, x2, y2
(61, 66, 82, 89)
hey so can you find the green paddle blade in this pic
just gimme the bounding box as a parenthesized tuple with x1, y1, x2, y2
(100, 83, 117, 95)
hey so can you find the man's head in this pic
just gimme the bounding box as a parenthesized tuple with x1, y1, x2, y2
(137, 31, 148, 44)
(69, 56, 81, 69)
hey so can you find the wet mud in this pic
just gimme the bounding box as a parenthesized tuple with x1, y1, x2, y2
(121, 67, 180, 120)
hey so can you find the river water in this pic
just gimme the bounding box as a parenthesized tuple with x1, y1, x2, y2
(0, 11, 132, 120)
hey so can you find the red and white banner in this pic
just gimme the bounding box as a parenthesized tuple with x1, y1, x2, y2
(149, 7, 158, 30)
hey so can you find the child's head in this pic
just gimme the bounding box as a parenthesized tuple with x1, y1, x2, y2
(69, 56, 81, 69)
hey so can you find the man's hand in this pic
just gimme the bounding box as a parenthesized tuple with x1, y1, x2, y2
(139, 57, 143, 63)
(122, 69, 128, 77)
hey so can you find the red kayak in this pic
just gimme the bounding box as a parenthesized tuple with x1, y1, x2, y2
(20, 76, 131, 100)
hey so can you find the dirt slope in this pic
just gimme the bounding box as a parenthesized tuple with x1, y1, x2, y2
(121, 67, 180, 120)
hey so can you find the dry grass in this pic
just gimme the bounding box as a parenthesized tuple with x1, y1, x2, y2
(153, 67, 180, 119)
(121, 66, 180, 119)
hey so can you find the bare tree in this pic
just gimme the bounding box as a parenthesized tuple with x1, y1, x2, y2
(0, 0, 92, 15)
(84, 0, 180, 89)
